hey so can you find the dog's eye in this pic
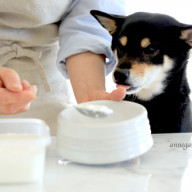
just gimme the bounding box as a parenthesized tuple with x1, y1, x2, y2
(143, 44, 159, 55)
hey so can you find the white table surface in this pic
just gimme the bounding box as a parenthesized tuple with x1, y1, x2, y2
(1, 133, 192, 192)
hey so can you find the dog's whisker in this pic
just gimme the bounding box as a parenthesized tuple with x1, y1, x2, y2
(129, 94, 137, 102)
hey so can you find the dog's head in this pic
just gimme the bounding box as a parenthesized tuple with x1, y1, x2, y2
(91, 11, 192, 101)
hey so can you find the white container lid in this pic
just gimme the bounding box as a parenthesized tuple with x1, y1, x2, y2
(56, 100, 153, 164)
(0, 118, 51, 148)
(0, 118, 51, 184)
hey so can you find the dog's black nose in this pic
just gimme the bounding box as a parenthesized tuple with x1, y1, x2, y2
(113, 69, 130, 84)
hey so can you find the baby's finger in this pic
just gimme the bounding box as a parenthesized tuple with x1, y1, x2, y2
(26, 85, 37, 94)
(0, 88, 36, 105)
(109, 87, 127, 101)
(0, 67, 22, 92)
(11, 102, 31, 114)
(19, 103, 31, 113)
(22, 80, 37, 94)
(0, 102, 31, 115)
(22, 80, 31, 89)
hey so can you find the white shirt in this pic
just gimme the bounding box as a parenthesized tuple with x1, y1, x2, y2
(58, 0, 127, 77)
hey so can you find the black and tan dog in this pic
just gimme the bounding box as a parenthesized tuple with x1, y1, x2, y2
(91, 10, 192, 133)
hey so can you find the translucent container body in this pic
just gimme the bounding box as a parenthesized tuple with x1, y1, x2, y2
(0, 119, 51, 184)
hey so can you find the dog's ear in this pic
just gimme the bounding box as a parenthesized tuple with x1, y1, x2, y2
(180, 26, 192, 47)
(90, 10, 125, 35)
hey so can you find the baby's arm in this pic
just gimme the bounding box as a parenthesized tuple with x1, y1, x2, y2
(58, 0, 127, 103)
(66, 52, 126, 103)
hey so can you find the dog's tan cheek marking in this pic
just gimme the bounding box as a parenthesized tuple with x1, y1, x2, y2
(163, 55, 174, 72)
(131, 63, 150, 79)
(120, 36, 128, 46)
(135, 64, 165, 101)
(141, 38, 151, 48)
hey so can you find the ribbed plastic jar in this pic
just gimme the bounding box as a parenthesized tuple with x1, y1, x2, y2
(56, 100, 153, 165)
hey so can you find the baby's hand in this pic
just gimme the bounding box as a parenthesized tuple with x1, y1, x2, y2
(0, 67, 37, 115)
(78, 87, 126, 103)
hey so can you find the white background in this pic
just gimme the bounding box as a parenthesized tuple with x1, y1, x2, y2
(106, 0, 192, 97)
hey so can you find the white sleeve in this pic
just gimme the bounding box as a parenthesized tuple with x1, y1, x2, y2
(57, 0, 127, 78)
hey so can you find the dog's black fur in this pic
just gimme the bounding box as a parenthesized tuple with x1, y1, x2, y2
(91, 10, 192, 133)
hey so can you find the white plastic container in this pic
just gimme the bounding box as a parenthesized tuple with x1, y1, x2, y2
(56, 100, 153, 165)
(0, 118, 51, 184)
